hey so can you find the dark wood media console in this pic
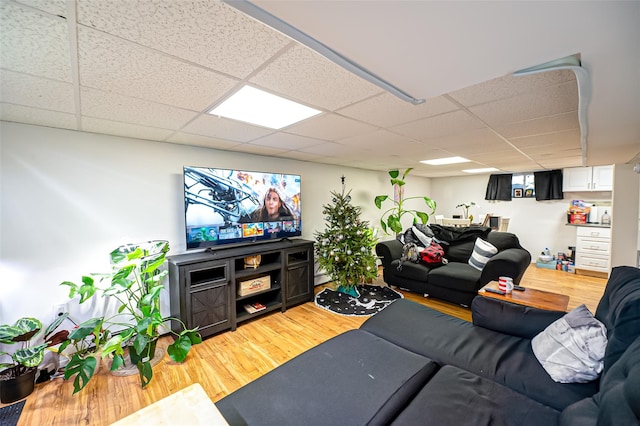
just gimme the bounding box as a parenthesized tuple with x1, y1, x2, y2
(168, 239, 315, 338)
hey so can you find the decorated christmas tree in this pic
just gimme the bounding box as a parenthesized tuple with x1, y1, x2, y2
(315, 179, 378, 296)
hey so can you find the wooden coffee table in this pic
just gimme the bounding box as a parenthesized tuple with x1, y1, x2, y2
(479, 281, 570, 311)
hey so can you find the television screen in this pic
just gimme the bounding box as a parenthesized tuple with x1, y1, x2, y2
(183, 166, 302, 249)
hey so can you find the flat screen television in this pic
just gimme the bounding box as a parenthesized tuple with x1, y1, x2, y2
(183, 166, 302, 250)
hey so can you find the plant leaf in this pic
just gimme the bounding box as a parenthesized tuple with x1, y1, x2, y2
(44, 312, 68, 340)
(110, 354, 124, 371)
(64, 353, 97, 394)
(424, 197, 437, 212)
(388, 170, 399, 179)
(379, 219, 387, 233)
(374, 195, 388, 209)
(416, 211, 429, 224)
(14, 343, 47, 367)
(402, 168, 413, 180)
(167, 335, 191, 363)
(137, 360, 153, 388)
(9, 318, 42, 342)
(388, 215, 402, 234)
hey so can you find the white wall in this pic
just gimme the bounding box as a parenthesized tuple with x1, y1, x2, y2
(0, 122, 431, 325)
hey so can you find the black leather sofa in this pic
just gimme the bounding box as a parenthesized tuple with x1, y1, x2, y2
(217, 266, 640, 425)
(376, 226, 532, 306)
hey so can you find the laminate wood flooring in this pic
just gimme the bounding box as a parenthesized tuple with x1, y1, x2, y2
(3, 266, 607, 425)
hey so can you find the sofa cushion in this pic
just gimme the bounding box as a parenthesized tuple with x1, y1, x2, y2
(472, 296, 566, 339)
(468, 238, 498, 271)
(362, 299, 598, 411)
(392, 365, 559, 426)
(594, 266, 640, 374)
(486, 231, 522, 251)
(217, 329, 438, 426)
(445, 239, 476, 263)
(391, 259, 431, 282)
(427, 262, 482, 292)
(531, 304, 608, 383)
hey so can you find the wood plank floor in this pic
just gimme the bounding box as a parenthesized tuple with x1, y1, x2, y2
(4, 266, 607, 425)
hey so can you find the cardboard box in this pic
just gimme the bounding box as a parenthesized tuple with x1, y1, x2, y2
(238, 275, 271, 296)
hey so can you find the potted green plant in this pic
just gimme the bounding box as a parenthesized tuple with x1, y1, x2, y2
(374, 168, 437, 235)
(456, 201, 476, 221)
(61, 240, 201, 393)
(0, 314, 68, 403)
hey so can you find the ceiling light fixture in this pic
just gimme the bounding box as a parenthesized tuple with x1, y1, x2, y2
(224, 0, 425, 105)
(209, 85, 321, 129)
(420, 156, 471, 166)
(462, 167, 499, 174)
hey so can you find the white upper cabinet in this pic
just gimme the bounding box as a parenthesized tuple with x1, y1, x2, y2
(563, 165, 613, 192)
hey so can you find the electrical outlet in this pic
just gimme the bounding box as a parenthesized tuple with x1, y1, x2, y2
(53, 303, 67, 321)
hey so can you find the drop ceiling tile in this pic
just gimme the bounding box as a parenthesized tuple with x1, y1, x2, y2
(181, 114, 273, 142)
(538, 156, 583, 168)
(511, 129, 580, 150)
(470, 81, 578, 126)
(14, 0, 67, 16)
(286, 113, 377, 141)
(528, 147, 582, 159)
(496, 112, 579, 138)
(338, 93, 459, 127)
(0, 70, 75, 113)
(391, 110, 485, 142)
(427, 128, 509, 152)
(0, 103, 77, 130)
(250, 44, 383, 111)
(277, 151, 325, 162)
(166, 132, 242, 150)
(78, 28, 237, 111)
(81, 87, 197, 129)
(449, 70, 576, 107)
(251, 132, 325, 150)
(230, 143, 289, 156)
(0, 2, 71, 82)
(82, 117, 175, 141)
(298, 141, 361, 156)
(76, 0, 290, 79)
(339, 129, 415, 150)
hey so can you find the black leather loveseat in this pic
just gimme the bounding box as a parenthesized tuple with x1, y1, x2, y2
(376, 225, 531, 306)
(216, 266, 640, 425)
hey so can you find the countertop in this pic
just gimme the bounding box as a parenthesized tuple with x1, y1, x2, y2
(566, 223, 611, 228)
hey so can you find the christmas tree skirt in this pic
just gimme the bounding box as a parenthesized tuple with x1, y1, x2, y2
(315, 284, 403, 316)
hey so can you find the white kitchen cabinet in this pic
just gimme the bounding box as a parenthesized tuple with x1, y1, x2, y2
(575, 226, 611, 274)
(563, 165, 613, 192)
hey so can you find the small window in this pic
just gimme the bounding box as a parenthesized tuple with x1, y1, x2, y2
(512, 173, 535, 198)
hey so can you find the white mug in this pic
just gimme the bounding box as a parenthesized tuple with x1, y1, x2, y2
(498, 276, 513, 293)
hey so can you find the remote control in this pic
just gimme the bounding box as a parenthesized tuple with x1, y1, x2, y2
(513, 285, 525, 291)
(484, 287, 506, 295)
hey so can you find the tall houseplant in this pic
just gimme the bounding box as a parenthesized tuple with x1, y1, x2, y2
(61, 240, 201, 393)
(374, 168, 436, 235)
(0, 314, 68, 402)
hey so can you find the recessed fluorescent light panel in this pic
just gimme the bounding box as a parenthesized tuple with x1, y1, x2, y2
(462, 168, 499, 174)
(209, 85, 321, 129)
(420, 156, 471, 166)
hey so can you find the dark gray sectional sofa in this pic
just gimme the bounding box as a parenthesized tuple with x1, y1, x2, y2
(376, 227, 531, 307)
(216, 266, 640, 425)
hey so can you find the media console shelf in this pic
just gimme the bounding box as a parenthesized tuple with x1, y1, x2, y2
(168, 239, 314, 338)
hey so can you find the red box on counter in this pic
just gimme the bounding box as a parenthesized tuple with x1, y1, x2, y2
(569, 213, 587, 224)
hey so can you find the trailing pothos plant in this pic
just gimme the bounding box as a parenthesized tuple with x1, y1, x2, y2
(61, 240, 201, 393)
(374, 168, 437, 235)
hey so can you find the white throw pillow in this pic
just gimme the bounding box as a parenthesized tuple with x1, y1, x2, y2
(468, 238, 498, 271)
(531, 304, 608, 383)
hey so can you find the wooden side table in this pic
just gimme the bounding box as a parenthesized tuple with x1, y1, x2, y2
(479, 281, 570, 311)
